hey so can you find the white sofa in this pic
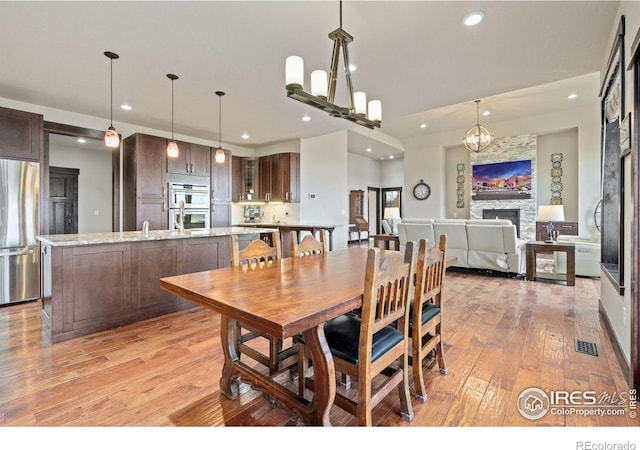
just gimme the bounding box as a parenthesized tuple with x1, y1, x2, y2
(554, 234, 601, 277)
(397, 218, 525, 274)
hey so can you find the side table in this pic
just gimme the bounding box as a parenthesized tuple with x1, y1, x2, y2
(372, 234, 400, 250)
(525, 241, 576, 286)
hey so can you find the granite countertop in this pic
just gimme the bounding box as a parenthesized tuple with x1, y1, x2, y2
(36, 226, 278, 247)
(233, 223, 342, 228)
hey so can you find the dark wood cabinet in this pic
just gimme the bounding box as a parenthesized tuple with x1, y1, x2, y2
(211, 201, 231, 228)
(257, 153, 300, 203)
(231, 156, 257, 202)
(123, 133, 168, 231)
(167, 141, 210, 176)
(535, 221, 578, 241)
(0, 106, 43, 161)
(131, 239, 187, 321)
(211, 149, 232, 202)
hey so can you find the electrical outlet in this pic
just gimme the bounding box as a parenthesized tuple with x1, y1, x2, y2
(309, 193, 316, 199)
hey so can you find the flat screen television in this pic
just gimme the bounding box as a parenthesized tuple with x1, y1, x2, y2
(471, 159, 532, 200)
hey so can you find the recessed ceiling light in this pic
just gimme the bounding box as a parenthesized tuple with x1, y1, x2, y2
(120, 104, 132, 111)
(77, 138, 86, 144)
(349, 64, 357, 72)
(463, 12, 485, 26)
(241, 133, 250, 139)
(568, 93, 577, 100)
(483, 111, 491, 116)
(302, 114, 311, 122)
(420, 123, 427, 129)
(366, 147, 372, 152)
(389, 155, 394, 159)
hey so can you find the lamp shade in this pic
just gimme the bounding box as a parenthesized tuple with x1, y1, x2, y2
(286, 56, 304, 89)
(384, 207, 401, 220)
(368, 100, 382, 122)
(354, 91, 367, 115)
(537, 205, 565, 221)
(311, 70, 327, 98)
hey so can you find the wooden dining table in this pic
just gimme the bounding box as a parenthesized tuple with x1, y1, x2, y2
(159, 247, 456, 426)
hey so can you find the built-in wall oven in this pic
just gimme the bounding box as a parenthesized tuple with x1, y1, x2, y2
(168, 182, 210, 230)
(168, 182, 210, 209)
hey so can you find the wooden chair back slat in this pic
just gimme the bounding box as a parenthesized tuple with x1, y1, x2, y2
(290, 230, 327, 257)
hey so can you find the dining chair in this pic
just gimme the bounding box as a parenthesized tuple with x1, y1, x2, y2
(290, 230, 327, 257)
(229, 232, 297, 377)
(289, 230, 328, 395)
(410, 235, 448, 402)
(300, 242, 417, 426)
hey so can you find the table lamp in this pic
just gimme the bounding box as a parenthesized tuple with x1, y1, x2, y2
(384, 207, 401, 235)
(537, 205, 565, 243)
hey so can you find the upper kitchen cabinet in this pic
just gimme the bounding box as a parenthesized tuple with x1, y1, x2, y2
(232, 155, 257, 202)
(211, 149, 232, 202)
(0, 106, 43, 161)
(167, 141, 210, 177)
(258, 153, 300, 203)
(123, 133, 168, 231)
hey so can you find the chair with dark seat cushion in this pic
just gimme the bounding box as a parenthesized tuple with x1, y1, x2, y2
(300, 242, 417, 426)
(410, 236, 448, 402)
(230, 232, 297, 377)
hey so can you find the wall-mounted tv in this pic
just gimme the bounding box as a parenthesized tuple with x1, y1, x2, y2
(472, 159, 532, 200)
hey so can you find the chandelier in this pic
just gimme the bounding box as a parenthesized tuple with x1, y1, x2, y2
(285, 1, 381, 129)
(463, 99, 493, 152)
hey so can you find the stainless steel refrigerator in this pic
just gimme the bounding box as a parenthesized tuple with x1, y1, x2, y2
(0, 159, 40, 305)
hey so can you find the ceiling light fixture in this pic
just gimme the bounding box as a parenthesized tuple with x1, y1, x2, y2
(166, 74, 179, 158)
(463, 12, 485, 26)
(120, 104, 132, 111)
(103, 51, 120, 148)
(215, 91, 226, 164)
(420, 123, 427, 129)
(241, 133, 250, 140)
(302, 114, 311, 122)
(463, 99, 493, 153)
(568, 93, 577, 99)
(285, 1, 381, 129)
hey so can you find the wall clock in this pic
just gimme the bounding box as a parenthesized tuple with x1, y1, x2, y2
(413, 179, 431, 200)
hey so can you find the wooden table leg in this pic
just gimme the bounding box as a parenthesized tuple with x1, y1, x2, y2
(525, 246, 535, 281)
(301, 324, 336, 426)
(327, 228, 334, 251)
(219, 315, 241, 400)
(567, 247, 576, 286)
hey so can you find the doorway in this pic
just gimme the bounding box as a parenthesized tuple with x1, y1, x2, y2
(48, 167, 79, 234)
(43, 122, 120, 234)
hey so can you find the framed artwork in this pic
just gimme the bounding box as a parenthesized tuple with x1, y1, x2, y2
(456, 200, 464, 208)
(456, 163, 465, 171)
(551, 168, 563, 177)
(551, 197, 563, 205)
(551, 183, 563, 192)
(551, 153, 563, 162)
(552, 160, 562, 169)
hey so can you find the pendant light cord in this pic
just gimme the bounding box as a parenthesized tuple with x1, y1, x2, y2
(110, 57, 114, 127)
(171, 79, 174, 139)
(218, 93, 222, 148)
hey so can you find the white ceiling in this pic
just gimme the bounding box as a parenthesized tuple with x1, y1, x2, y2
(0, 1, 619, 161)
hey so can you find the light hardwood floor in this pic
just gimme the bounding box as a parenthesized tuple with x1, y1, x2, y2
(0, 270, 637, 427)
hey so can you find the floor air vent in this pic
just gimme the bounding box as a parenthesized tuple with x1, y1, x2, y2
(575, 340, 598, 357)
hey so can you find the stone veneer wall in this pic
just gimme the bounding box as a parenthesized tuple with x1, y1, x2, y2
(470, 134, 537, 241)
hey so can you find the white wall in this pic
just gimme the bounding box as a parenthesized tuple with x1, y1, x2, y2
(49, 142, 113, 233)
(300, 131, 349, 250)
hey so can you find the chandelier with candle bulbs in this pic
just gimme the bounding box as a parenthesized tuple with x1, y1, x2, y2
(285, 1, 381, 129)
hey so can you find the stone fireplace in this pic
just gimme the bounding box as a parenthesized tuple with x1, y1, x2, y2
(469, 134, 537, 241)
(483, 208, 521, 237)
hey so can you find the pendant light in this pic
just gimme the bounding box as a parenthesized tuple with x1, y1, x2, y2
(104, 51, 120, 148)
(463, 99, 493, 153)
(166, 74, 179, 158)
(214, 91, 226, 164)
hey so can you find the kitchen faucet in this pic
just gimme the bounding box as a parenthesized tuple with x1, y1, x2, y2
(175, 200, 185, 232)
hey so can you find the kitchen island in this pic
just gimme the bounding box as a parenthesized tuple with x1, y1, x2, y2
(37, 227, 276, 343)
(232, 223, 341, 257)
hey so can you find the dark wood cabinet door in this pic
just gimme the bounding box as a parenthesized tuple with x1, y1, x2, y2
(269, 154, 283, 201)
(58, 244, 132, 340)
(288, 153, 300, 203)
(135, 134, 167, 198)
(166, 141, 190, 175)
(136, 197, 168, 231)
(211, 202, 231, 227)
(190, 143, 211, 176)
(182, 237, 223, 274)
(231, 155, 244, 202)
(48, 167, 79, 234)
(0, 106, 42, 161)
(130, 239, 189, 321)
(211, 149, 231, 201)
(258, 155, 272, 201)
